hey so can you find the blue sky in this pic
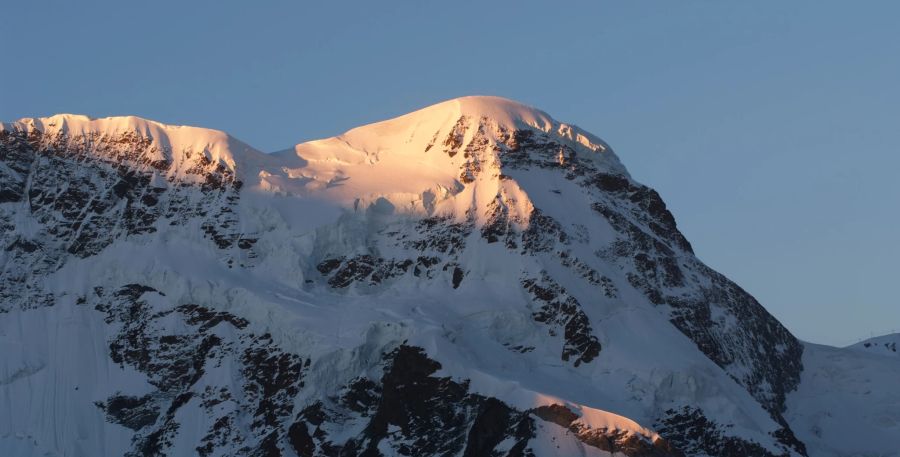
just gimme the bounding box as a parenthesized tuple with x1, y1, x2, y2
(4, 1, 898, 345)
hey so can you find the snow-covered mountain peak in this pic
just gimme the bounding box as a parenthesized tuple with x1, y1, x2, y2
(1, 113, 266, 181)
(261, 96, 629, 220)
(296, 95, 625, 173)
(338, 95, 561, 140)
(407, 95, 556, 130)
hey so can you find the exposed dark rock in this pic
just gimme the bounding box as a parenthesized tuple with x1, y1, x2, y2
(277, 346, 549, 456)
(0, 126, 247, 312)
(532, 404, 580, 428)
(558, 250, 618, 298)
(405, 215, 472, 255)
(461, 398, 519, 457)
(317, 255, 417, 288)
(452, 266, 465, 289)
(89, 284, 307, 457)
(288, 421, 315, 457)
(533, 403, 681, 457)
(522, 274, 601, 366)
(585, 173, 692, 254)
(657, 407, 800, 457)
(101, 394, 160, 431)
(520, 208, 568, 254)
(443, 116, 469, 157)
(178, 303, 249, 331)
(316, 257, 344, 274)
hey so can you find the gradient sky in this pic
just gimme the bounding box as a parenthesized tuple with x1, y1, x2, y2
(4, 1, 898, 346)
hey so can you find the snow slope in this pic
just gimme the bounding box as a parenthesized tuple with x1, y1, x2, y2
(0, 96, 893, 457)
(847, 333, 900, 358)
(786, 342, 900, 457)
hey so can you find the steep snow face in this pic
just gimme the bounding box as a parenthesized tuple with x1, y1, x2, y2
(0, 96, 883, 457)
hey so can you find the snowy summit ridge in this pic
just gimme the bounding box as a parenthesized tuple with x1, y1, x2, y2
(315, 95, 626, 174)
(3, 96, 627, 184)
(0, 97, 897, 457)
(1, 112, 266, 185)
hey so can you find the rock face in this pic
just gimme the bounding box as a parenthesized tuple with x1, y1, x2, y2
(0, 98, 892, 457)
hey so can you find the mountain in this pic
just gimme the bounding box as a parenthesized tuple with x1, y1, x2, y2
(0, 97, 895, 457)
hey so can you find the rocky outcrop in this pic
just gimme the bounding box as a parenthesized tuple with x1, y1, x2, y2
(0, 127, 251, 312)
(89, 284, 307, 457)
(657, 407, 805, 457)
(522, 273, 602, 366)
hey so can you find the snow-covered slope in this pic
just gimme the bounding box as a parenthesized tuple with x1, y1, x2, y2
(786, 341, 900, 457)
(0, 97, 893, 457)
(847, 333, 900, 358)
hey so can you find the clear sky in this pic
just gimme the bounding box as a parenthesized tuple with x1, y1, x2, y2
(4, 1, 898, 346)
